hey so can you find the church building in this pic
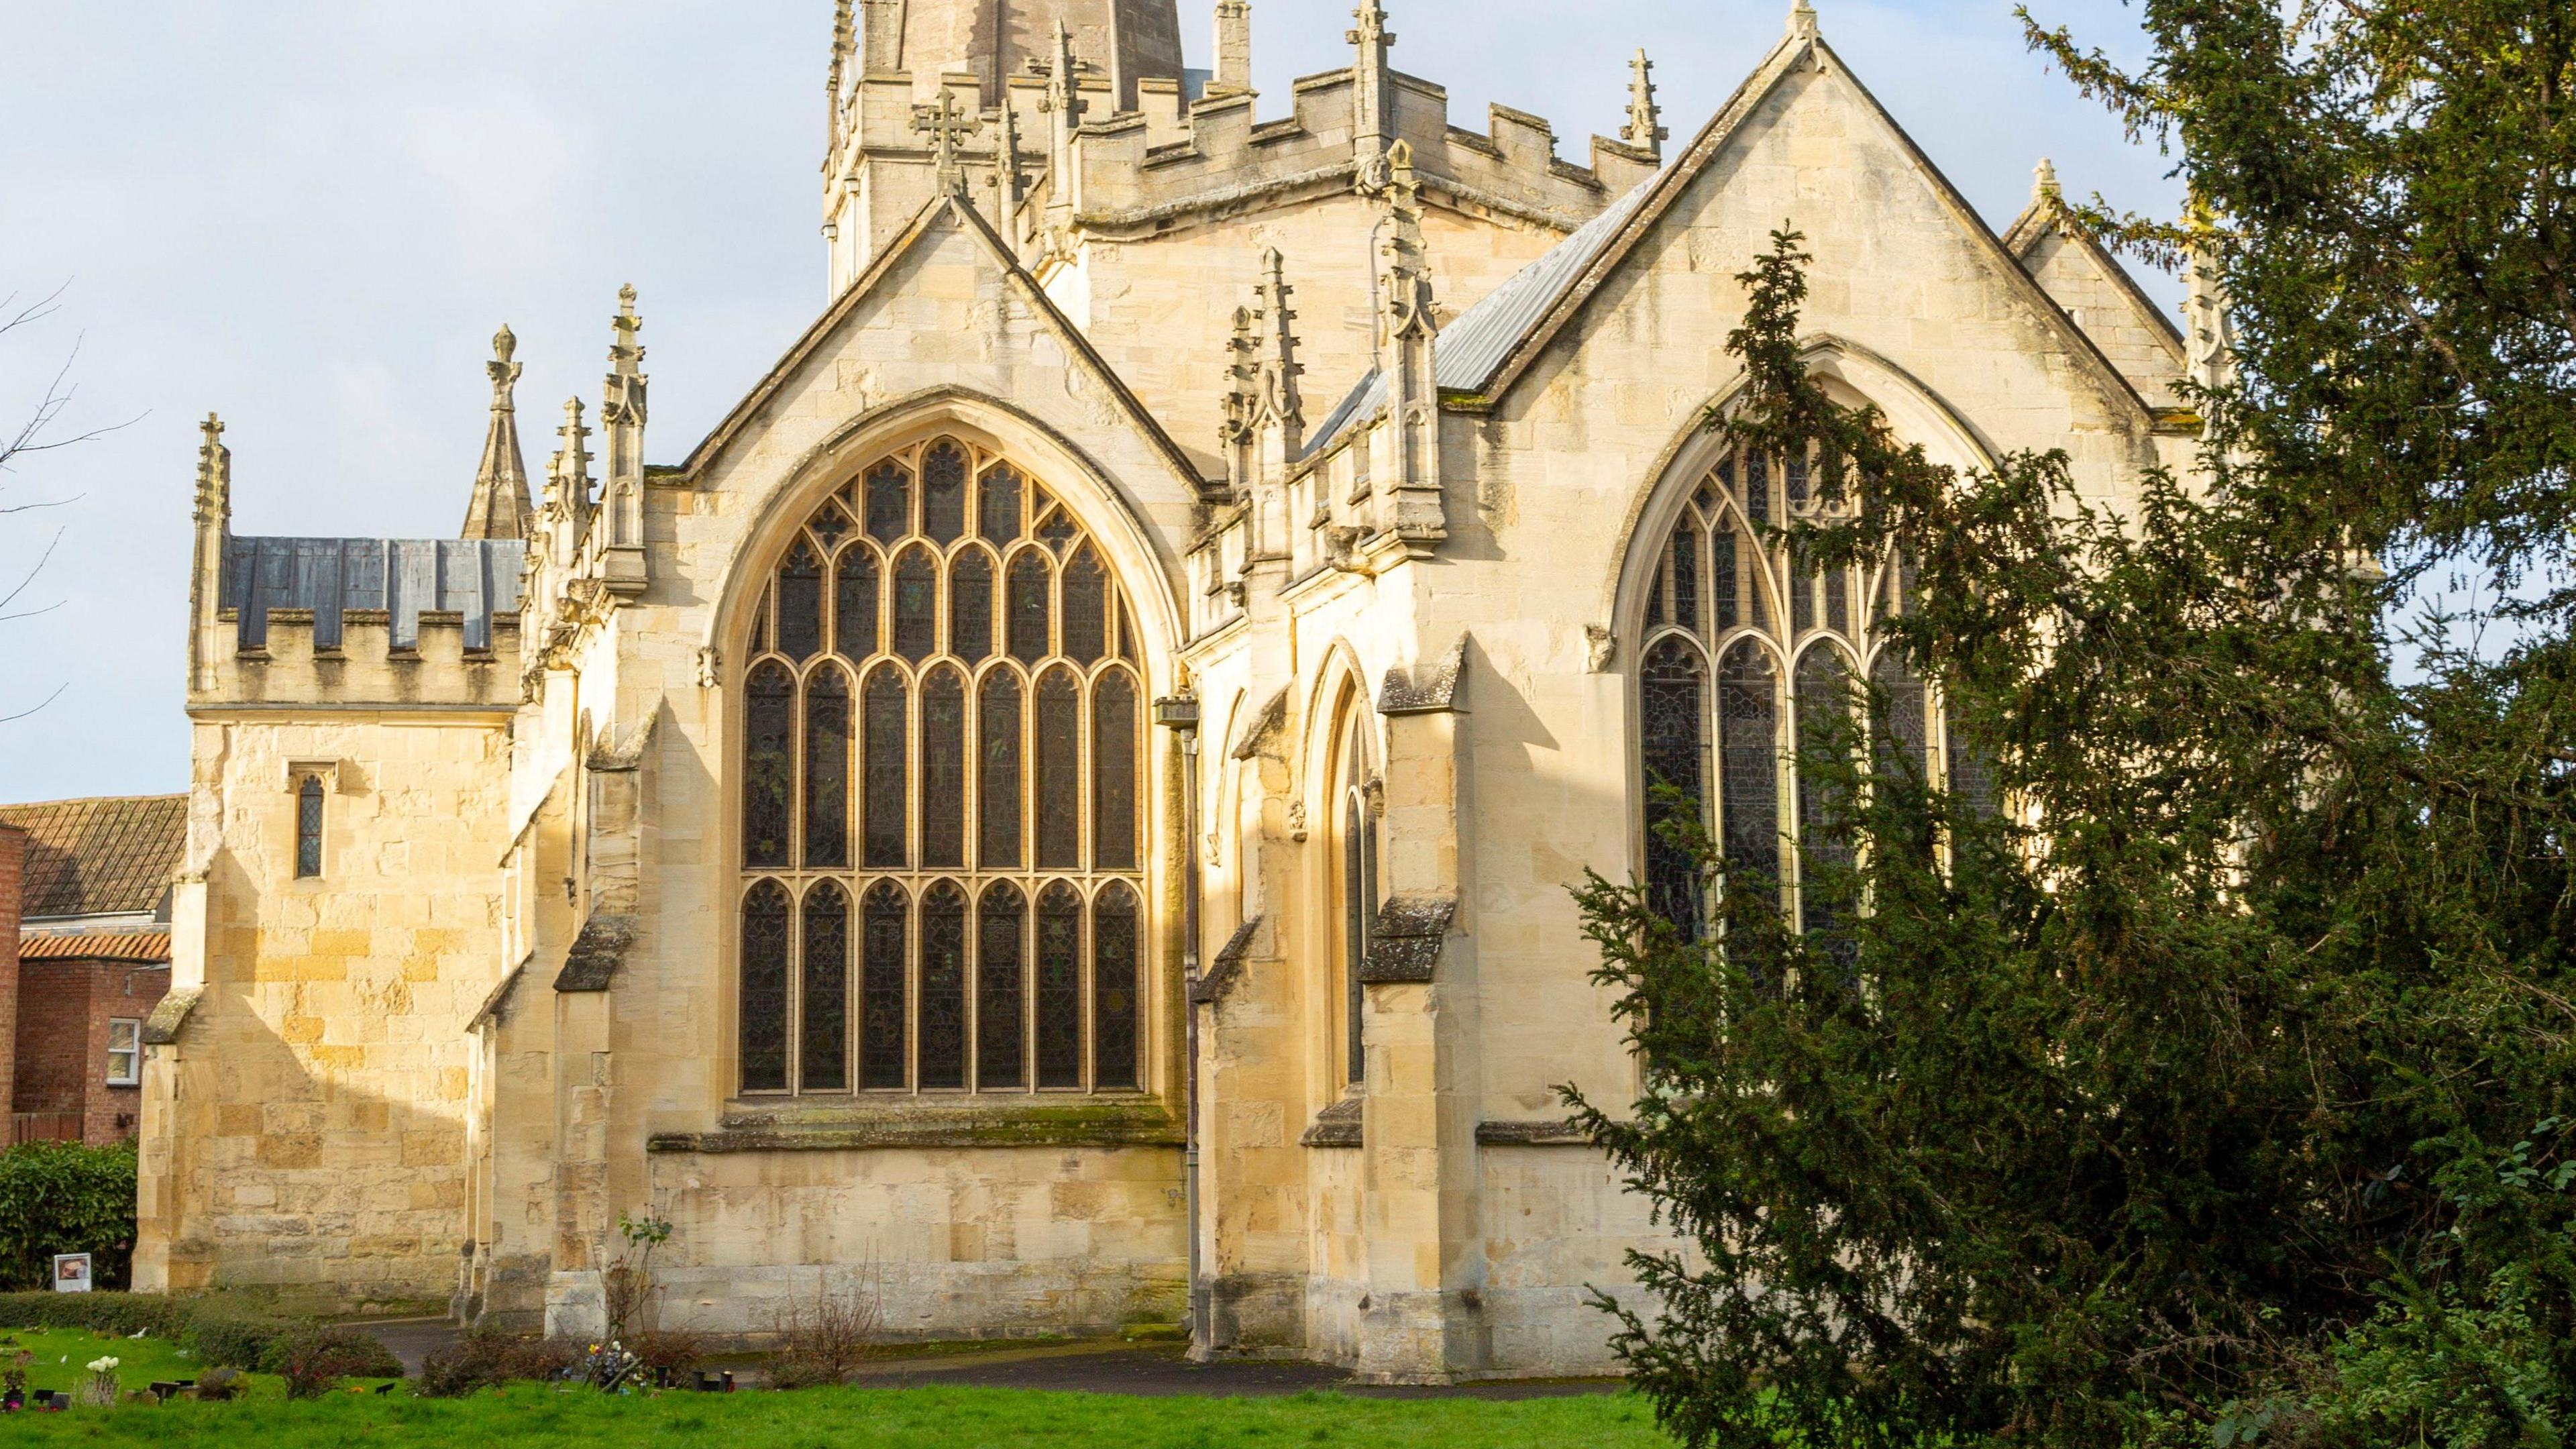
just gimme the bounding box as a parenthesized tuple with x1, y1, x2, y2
(134, 0, 2204, 1381)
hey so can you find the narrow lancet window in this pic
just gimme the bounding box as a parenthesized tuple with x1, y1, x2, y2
(295, 775, 326, 879)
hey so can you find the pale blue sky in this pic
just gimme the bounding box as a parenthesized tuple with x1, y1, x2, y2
(0, 0, 2175, 802)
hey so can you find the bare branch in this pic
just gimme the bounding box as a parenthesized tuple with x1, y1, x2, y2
(0, 683, 67, 727)
(0, 282, 72, 342)
(0, 528, 62, 615)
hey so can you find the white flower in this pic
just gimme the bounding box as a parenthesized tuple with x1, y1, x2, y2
(86, 1356, 119, 1373)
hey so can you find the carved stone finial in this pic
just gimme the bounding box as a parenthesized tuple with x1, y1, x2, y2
(194, 413, 231, 528)
(912, 89, 982, 197)
(1349, 1, 1395, 161)
(1623, 50, 1668, 160)
(1788, 0, 1819, 40)
(549, 396, 594, 515)
(2184, 204, 2239, 394)
(1253, 247, 1305, 438)
(1039, 21, 1087, 123)
(2033, 156, 2061, 209)
(1348, 0, 1393, 49)
(1379, 142, 1432, 346)
(989, 93, 1028, 220)
(1222, 303, 1260, 460)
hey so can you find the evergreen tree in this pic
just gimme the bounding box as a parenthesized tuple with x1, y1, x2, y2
(1571, 3, 2576, 1444)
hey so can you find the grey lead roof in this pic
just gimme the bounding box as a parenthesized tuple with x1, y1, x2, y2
(221, 537, 525, 652)
(1305, 178, 1658, 458)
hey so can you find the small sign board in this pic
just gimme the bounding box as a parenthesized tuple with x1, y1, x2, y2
(52, 1254, 92, 1293)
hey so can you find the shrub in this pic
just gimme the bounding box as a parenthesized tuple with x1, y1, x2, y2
(262, 1324, 402, 1399)
(765, 1275, 884, 1391)
(0, 1140, 138, 1290)
(415, 1328, 577, 1398)
(0, 1289, 188, 1338)
(184, 1303, 304, 1371)
(630, 1329, 704, 1383)
(193, 1365, 244, 1402)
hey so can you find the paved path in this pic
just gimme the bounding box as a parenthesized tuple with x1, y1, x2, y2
(354, 1322, 1625, 1400)
(851, 1342, 1623, 1400)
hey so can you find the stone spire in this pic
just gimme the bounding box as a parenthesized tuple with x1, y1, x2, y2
(1349, 0, 1395, 166)
(1623, 50, 1667, 160)
(1789, 0, 1819, 40)
(1211, 1, 1252, 98)
(461, 326, 533, 541)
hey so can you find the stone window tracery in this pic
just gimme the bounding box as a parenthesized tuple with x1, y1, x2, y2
(739, 437, 1147, 1097)
(1635, 443, 1940, 935)
(1330, 704, 1379, 1089)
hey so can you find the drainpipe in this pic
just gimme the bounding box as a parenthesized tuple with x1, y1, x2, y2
(1156, 692, 1207, 1354)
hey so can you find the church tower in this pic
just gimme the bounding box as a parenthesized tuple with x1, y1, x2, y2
(826, 0, 1187, 291)
(867, 0, 1184, 111)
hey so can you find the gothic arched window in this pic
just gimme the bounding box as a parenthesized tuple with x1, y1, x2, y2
(1330, 704, 1379, 1089)
(1635, 443, 1941, 934)
(738, 437, 1148, 1097)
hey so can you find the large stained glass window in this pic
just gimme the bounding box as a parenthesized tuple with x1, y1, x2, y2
(738, 437, 1150, 1096)
(1635, 443, 1945, 934)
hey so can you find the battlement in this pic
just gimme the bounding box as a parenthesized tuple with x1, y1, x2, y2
(1052, 67, 1647, 241)
(191, 536, 527, 713)
(821, 3, 1666, 282)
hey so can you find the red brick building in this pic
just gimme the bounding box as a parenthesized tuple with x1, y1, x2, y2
(0, 796, 188, 1146)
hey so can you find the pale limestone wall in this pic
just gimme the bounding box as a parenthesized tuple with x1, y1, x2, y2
(1479, 1147, 1673, 1374)
(1069, 201, 1573, 478)
(2019, 227, 2189, 411)
(460, 205, 1219, 1342)
(145, 10, 2198, 1380)
(147, 714, 512, 1309)
(1438, 52, 2178, 1142)
(639, 1146, 1185, 1339)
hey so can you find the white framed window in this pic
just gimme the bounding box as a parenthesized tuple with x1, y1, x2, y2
(105, 1018, 142, 1087)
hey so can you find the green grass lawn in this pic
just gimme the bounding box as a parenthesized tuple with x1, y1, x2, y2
(1, 1326, 407, 1405)
(1, 1380, 1662, 1447)
(3, 1327, 259, 1397)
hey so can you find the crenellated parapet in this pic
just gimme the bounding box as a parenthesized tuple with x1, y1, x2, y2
(193, 533, 525, 712)
(822, 3, 1664, 287)
(1047, 63, 1653, 246)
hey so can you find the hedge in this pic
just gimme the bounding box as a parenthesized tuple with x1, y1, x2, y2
(0, 1138, 138, 1290)
(0, 1291, 400, 1377)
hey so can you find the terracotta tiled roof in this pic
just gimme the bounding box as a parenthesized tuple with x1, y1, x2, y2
(0, 794, 188, 920)
(17, 930, 171, 963)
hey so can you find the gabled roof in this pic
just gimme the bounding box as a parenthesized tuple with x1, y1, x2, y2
(2002, 197, 2186, 348)
(1382, 21, 2161, 434)
(2000, 191, 2190, 398)
(1306, 178, 1657, 456)
(0, 795, 187, 921)
(679, 192, 1216, 494)
(19, 931, 171, 964)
